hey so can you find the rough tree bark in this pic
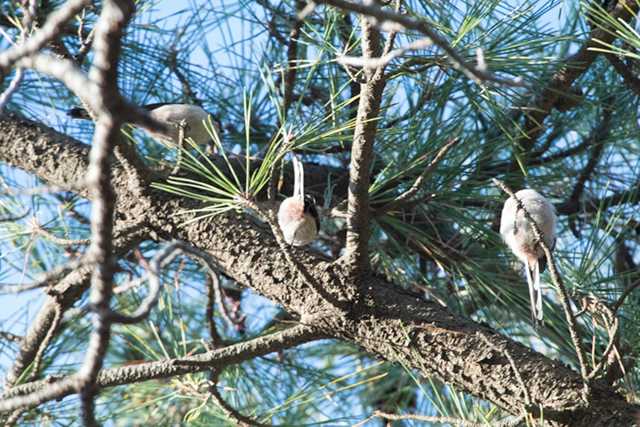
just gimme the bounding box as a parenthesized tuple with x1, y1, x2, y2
(0, 114, 637, 426)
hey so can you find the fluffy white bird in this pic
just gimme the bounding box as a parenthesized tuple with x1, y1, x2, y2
(68, 103, 214, 148)
(277, 154, 320, 246)
(500, 189, 556, 327)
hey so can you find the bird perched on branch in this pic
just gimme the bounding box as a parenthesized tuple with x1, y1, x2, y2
(68, 103, 215, 148)
(277, 153, 320, 246)
(499, 189, 556, 328)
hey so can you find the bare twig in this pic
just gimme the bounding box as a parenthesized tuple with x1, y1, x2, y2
(338, 37, 432, 70)
(74, 10, 96, 64)
(170, 120, 186, 175)
(106, 240, 246, 330)
(0, 331, 23, 343)
(492, 179, 589, 394)
(579, 296, 620, 381)
(0, 257, 85, 294)
(167, 49, 200, 105)
(0, 68, 24, 111)
(612, 279, 640, 315)
(116, 240, 242, 331)
(27, 304, 62, 382)
(0, 0, 37, 110)
(105, 242, 182, 324)
(206, 274, 224, 348)
(30, 219, 91, 246)
(209, 270, 244, 331)
(282, 2, 303, 120)
(75, 1, 135, 424)
(209, 371, 272, 427)
(373, 0, 401, 80)
(2, 409, 24, 427)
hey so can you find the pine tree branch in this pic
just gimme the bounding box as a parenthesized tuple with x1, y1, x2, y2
(1, 116, 639, 425)
(3, 266, 93, 388)
(0, 324, 322, 411)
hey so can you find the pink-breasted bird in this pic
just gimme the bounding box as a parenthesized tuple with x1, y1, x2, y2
(277, 154, 319, 246)
(500, 189, 556, 327)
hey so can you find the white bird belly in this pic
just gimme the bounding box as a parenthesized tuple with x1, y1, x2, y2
(281, 215, 317, 246)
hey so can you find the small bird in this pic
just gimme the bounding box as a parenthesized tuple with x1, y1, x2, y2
(68, 103, 214, 148)
(277, 154, 320, 246)
(499, 189, 557, 327)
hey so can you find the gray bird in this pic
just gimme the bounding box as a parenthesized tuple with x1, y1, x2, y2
(68, 103, 214, 148)
(500, 189, 557, 327)
(277, 154, 319, 246)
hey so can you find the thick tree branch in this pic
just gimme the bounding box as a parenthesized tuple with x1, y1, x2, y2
(1, 117, 639, 425)
(344, 15, 386, 272)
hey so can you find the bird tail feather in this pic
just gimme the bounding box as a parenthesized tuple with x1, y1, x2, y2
(292, 153, 304, 198)
(525, 260, 544, 329)
(534, 260, 543, 321)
